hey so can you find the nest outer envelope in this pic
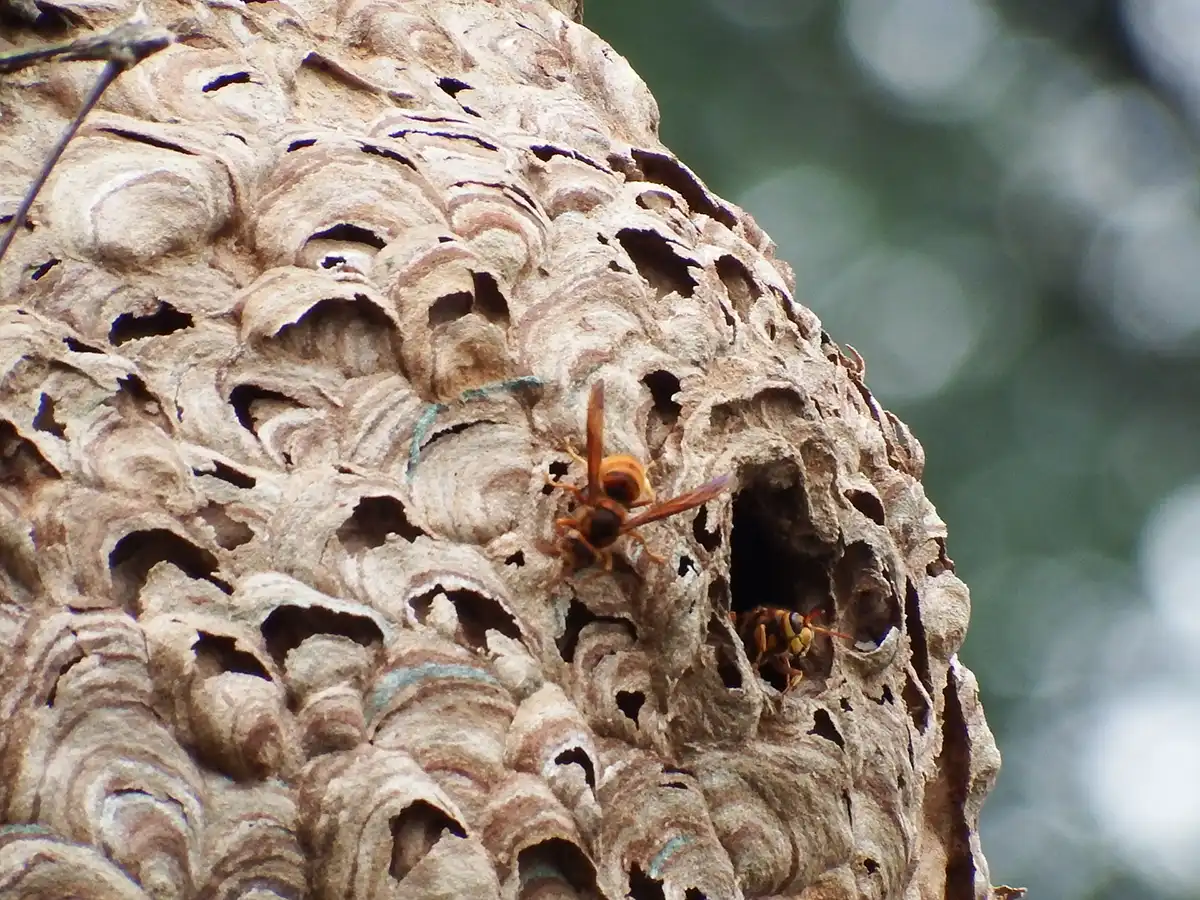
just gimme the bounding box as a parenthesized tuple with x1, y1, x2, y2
(0, 1, 1001, 898)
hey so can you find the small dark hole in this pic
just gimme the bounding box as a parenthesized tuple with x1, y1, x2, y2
(33, 393, 65, 437)
(389, 801, 465, 881)
(109, 301, 194, 345)
(903, 673, 931, 733)
(642, 369, 681, 424)
(437, 76, 472, 97)
(505, 550, 525, 567)
(864, 858, 880, 874)
(192, 632, 270, 679)
(202, 71, 252, 92)
(408, 588, 520, 650)
(557, 598, 593, 663)
(98, 127, 194, 155)
(45, 651, 84, 706)
(616, 690, 644, 723)
(229, 384, 295, 434)
(615, 228, 697, 299)
(198, 502, 254, 550)
(765, 320, 776, 340)
(30, 258, 60, 280)
(288, 138, 317, 151)
(927, 537, 955, 576)
(684, 890, 708, 900)
(193, 460, 256, 489)
(471, 272, 510, 324)
(627, 148, 737, 228)
(715, 254, 760, 321)
(360, 143, 417, 169)
(337, 496, 424, 552)
(544, 459, 571, 495)
(809, 708, 845, 748)
(109, 529, 229, 609)
(877, 684, 895, 705)
(309, 222, 386, 249)
(320, 256, 345, 268)
(691, 504, 720, 551)
(428, 292, 473, 326)
(64, 337, 102, 353)
(628, 865, 666, 900)
(518, 839, 599, 897)
(260, 604, 384, 668)
(553, 747, 596, 789)
(840, 697, 853, 712)
(845, 489, 885, 526)
(677, 555, 696, 576)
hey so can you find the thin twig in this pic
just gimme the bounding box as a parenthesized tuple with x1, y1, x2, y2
(0, 18, 172, 264)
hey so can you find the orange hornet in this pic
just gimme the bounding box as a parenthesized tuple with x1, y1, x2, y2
(547, 380, 731, 573)
(733, 606, 851, 691)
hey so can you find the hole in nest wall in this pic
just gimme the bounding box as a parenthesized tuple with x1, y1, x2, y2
(64, 337, 102, 353)
(715, 254, 760, 322)
(706, 611, 743, 691)
(627, 865, 666, 900)
(109, 529, 230, 610)
(427, 273, 510, 327)
(309, 222, 387, 249)
(614, 229, 697, 299)
(198, 502, 254, 550)
(728, 466, 834, 619)
(642, 370, 681, 424)
(360, 143, 417, 170)
(809, 708, 844, 748)
(33, 393, 65, 437)
(935, 671, 977, 900)
(927, 537, 955, 576)
(642, 369, 681, 455)
(45, 650, 84, 707)
(556, 598, 636, 663)
(31, 258, 60, 280)
(904, 579, 932, 694)
(260, 604, 384, 668)
(845, 489, 885, 526)
(691, 505, 721, 552)
(193, 460, 256, 489)
(622, 148, 737, 228)
(229, 384, 298, 435)
(616, 690, 644, 723)
(833, 541, 900, 647)
(407, 587, 520, 650)
(436, 76, 471, 97)
(202, 71, 252, 92)
(337, 496, 424, 552)
(0, 420, 60, 490)
(517, 839, 600, 897)
(389, 801, 466, 881)
(428, 292, 473, 326)
(192, 632, 270, 680)
(471, 272, 509, 324)
(553, 747, 597, 790)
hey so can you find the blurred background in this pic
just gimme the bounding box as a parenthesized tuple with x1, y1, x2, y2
(587, 2, 1200, 899)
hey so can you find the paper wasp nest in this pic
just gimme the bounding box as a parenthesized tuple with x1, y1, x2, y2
(0, 0, 1000, 897)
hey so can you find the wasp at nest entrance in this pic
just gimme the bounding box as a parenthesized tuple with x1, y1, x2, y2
(542, 380, 731, 579)
(729, 462, 851, 691)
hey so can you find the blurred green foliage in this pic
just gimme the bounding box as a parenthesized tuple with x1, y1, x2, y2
(587, 3, 1200, 899)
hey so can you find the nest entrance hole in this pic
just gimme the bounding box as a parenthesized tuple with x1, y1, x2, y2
(728, 464, 839, 689)
(389, 800, 465, 882)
